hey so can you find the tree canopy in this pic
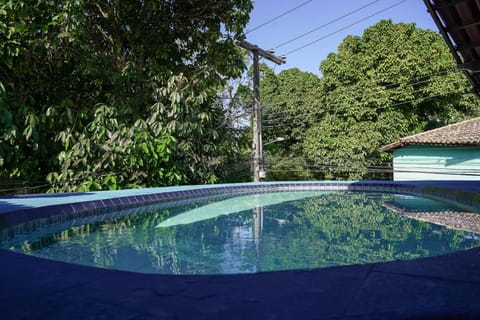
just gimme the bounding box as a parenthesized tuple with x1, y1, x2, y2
(260, 20, 479, 180)
(3, 8, 480, 189)
(0, 0, 253, 192)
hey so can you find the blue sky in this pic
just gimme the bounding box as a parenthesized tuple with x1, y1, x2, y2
(244, 0, 438, 76)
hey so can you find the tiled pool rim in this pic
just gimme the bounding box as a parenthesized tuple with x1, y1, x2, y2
(1, 180, 480, 319)
(2, 180, 480, 226)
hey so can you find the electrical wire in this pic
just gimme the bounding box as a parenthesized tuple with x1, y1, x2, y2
(256, 157, 480, 179)
(220, 161, 252, 181)
(274, 0, 382, 49)
(251, 68, 463, 123)
(223, 66, 459, 108)
(246, 0, 315, 34)
(0, 182, 54, 194)
(220, 62, 462, 125)
(0, 169, 151, 195)
(264, 159, 480, 176)
(262, 82, 461, 124)
(262, 83, 471, 129)
(282, 0, 408, 56)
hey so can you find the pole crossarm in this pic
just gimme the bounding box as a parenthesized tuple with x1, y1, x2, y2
(238, 40, 286, 65)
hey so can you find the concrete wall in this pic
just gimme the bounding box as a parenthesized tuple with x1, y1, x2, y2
(392, 145, 480, 180)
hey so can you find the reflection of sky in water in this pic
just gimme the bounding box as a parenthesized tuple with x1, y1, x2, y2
(156, 192, 323, 227)
(2, 192, 480, 275)
(391, 194, 462, 211)
(221, 225, 256, 274)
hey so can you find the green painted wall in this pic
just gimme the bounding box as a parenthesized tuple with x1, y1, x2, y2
(392, 145, 480, 181)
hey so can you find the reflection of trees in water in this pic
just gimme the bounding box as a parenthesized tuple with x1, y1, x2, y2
(15, 201, 256, 274)
(13, 192, 480, 274)
(17, 208, 178, 271)
(259, 193, 478, 271)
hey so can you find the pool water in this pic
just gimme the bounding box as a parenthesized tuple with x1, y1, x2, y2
(2, 191, 480, 274)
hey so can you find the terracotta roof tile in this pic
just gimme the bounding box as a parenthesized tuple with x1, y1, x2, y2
(380, 117, 480, 152)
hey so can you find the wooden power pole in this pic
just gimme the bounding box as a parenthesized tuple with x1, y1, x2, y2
(238, 40, 286, 182)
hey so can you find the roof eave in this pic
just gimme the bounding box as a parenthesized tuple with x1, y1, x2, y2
(380, 141, 480, 153)
(379, 141, 403, 153)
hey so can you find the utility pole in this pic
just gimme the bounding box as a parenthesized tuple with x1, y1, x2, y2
(238, 40, 286, 182)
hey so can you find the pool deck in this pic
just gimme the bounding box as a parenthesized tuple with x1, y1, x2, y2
(1, 181, 480, 319)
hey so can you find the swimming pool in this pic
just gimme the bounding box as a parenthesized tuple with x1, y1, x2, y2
(2, 181, 480, 319)
(1, 182, 480, 275)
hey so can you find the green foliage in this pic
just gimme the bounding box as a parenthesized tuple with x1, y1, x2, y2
(214, 57, 255, 183)
(262, 67, 323, 153)
(303, 111, 409, 179)
(0, 0, 253, 192)
(266, 154, 314, 181)
(308, 20, 479, 180)
(258, 67, 323, 180)
(261, 20, 480, 180)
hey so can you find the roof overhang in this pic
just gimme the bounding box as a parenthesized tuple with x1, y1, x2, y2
(424, 0, 480, 98)
(380, 141, 480, 152)
(379, 141, 404, 153)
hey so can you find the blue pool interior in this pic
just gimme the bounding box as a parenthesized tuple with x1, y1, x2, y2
(2, 188, 480, 275)
(1, 180, 480, 319)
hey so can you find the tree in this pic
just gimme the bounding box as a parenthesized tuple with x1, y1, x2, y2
(0, 0, 253, 192)
(302, 20, 479, 179)
(259, 67, 323, 180)
(261, 67, 323, 153)
(214, 60, 255, 183)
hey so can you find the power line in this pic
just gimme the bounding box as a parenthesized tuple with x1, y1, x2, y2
(0, 169, 130, 194)
(261, 74, 469, 126)
(262, 70, 462, 121)
(216, 68, 473, 142)
(266, 167, 480, 177)
(218, 54, 460, 113)
(274, 0, 382, 49)
(262, 89, 474, 130)
(260, 68, 463, 115)
(246, 0, 315, 35)
(264, 69, 466, 115)
(283, 0, 408, 56)
(263, 83, 467, 125)
(0, 182, 53, 194)
(259, 68, 462, 121)
(264, 159, 480, 176)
